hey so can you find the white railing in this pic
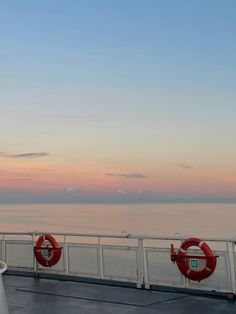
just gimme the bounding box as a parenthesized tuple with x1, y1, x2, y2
(0, 261, 9, 314)
(0, 232, 236, 297)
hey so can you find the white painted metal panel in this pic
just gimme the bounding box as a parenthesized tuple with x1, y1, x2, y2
(5, 241, 34, 268)
(102, 246, 138, 281)
(68, 245, 99, 276)
(145, 248, 183, 286)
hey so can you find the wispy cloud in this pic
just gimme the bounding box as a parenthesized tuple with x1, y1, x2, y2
(171, 163, 193, 170)
(0, 152, 49, 158)
(135, 188, 146, 195)
(0, 178, 32, 182)
(11, 178, 32, 181)
(116, 190, 128, 195)
(105, 173, 148, 178)
(64, 187, 82, 193)
(222, 176, 236, 184)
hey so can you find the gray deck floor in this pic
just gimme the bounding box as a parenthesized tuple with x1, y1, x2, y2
(3, 275, 236, 314)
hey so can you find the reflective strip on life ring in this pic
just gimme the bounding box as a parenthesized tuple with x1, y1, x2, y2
(173, 237, 217, 281)
(34, 234, 62, 267)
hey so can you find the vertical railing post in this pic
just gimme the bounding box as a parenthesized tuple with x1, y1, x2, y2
(142, 244, 149, 289)
(64, 235, 69, 274)
(2, 235, 6, 263)
(137, 238, 145, 288)
(226, 241, 236, 295)
(32, 233, 37, 273)
(98, 237, 104, 278)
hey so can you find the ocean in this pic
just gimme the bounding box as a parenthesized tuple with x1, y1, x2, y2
(0, 203, 235, 238)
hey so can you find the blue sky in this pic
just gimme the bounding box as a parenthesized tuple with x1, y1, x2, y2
(0, 1, 236, 203)
(1, 0, 236, 87)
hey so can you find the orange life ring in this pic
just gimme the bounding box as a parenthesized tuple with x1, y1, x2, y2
(34, 234, 62, 267)
(170, 237, 217, 281)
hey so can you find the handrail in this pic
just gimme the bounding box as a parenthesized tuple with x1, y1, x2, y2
(0, 231, 236, 242)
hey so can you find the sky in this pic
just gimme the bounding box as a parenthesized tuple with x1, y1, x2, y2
(0, 0, 236, 203)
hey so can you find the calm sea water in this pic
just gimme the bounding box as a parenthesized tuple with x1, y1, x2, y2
(0, 203, 235, 238)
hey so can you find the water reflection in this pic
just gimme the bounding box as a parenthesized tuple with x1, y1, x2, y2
(0, 203, 235, 237)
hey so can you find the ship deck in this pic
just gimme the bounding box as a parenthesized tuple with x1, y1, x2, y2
(4, 274, 236, 314)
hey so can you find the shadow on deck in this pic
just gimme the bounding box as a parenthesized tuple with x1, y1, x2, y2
(3, 275, 236, 314)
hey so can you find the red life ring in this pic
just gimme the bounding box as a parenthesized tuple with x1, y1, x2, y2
(171, 237, 217, 281)
(34, 234, 62, 267)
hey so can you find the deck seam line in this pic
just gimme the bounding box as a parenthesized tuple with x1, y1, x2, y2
(16, 288, 150, 307)
(145, 295, 189, 307)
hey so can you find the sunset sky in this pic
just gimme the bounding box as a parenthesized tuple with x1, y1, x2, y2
(1, 1, 236, 203)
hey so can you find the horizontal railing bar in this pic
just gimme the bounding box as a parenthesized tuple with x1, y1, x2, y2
(0, 231, 235, 243)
